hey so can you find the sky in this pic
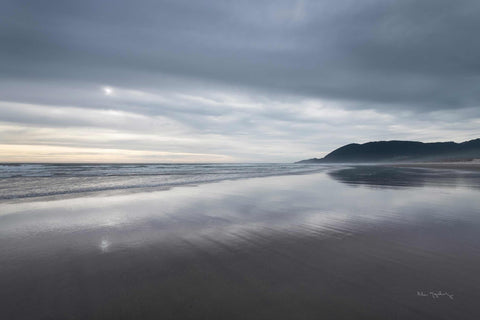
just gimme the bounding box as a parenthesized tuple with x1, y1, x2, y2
(1, 0, 480, 163)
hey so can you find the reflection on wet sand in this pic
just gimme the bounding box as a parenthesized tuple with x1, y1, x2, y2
(1, 169, 480, 319)
(328, 165, 480, 189)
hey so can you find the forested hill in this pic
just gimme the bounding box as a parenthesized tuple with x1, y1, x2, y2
(297, 139, 480, 163)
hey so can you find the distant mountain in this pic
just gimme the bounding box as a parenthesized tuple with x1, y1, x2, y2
(297, 139, 480, 163)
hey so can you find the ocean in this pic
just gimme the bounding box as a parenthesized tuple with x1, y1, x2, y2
(0, 163, 327, 200)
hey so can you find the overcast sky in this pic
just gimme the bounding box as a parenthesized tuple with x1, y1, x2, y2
(1, 0, 480, 162)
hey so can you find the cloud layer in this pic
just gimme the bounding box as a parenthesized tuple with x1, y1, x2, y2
(1, 0, 479, 162)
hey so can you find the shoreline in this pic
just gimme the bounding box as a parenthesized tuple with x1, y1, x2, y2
(0, 169, 334, 205)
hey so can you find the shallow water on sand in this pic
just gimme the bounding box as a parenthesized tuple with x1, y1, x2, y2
(1, 166, 480, 319)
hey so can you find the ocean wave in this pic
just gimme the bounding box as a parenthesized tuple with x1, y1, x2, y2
(0, 163, 329, 200)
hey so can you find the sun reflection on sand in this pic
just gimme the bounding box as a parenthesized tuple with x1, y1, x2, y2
(100, 239, 111, 252)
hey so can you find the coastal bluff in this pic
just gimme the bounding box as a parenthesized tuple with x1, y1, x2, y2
(297, 138, 480, 163)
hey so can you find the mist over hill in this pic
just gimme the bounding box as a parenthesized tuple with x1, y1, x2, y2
(297, 139, 480, 163)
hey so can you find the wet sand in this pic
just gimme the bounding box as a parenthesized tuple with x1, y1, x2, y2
(389, 160, 480, 172)
(1, 168, 480, 319)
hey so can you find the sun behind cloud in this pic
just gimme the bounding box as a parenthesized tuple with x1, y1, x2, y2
(102, 86, 114, 96)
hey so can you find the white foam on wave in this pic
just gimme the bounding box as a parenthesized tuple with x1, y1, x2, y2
(0, 163, 329, 200)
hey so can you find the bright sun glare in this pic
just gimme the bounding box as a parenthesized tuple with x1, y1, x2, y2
(103, 86, 114, 96)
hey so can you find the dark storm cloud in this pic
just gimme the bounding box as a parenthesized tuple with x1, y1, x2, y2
(2, 0, 480, 111)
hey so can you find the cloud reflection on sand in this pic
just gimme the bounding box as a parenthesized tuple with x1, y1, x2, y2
(1, 169, 480, 319)
(1, 169, 479, 253)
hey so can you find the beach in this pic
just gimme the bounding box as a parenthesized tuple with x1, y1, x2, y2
(389, 160, 480, 172)
(1, 166, 480, 319)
